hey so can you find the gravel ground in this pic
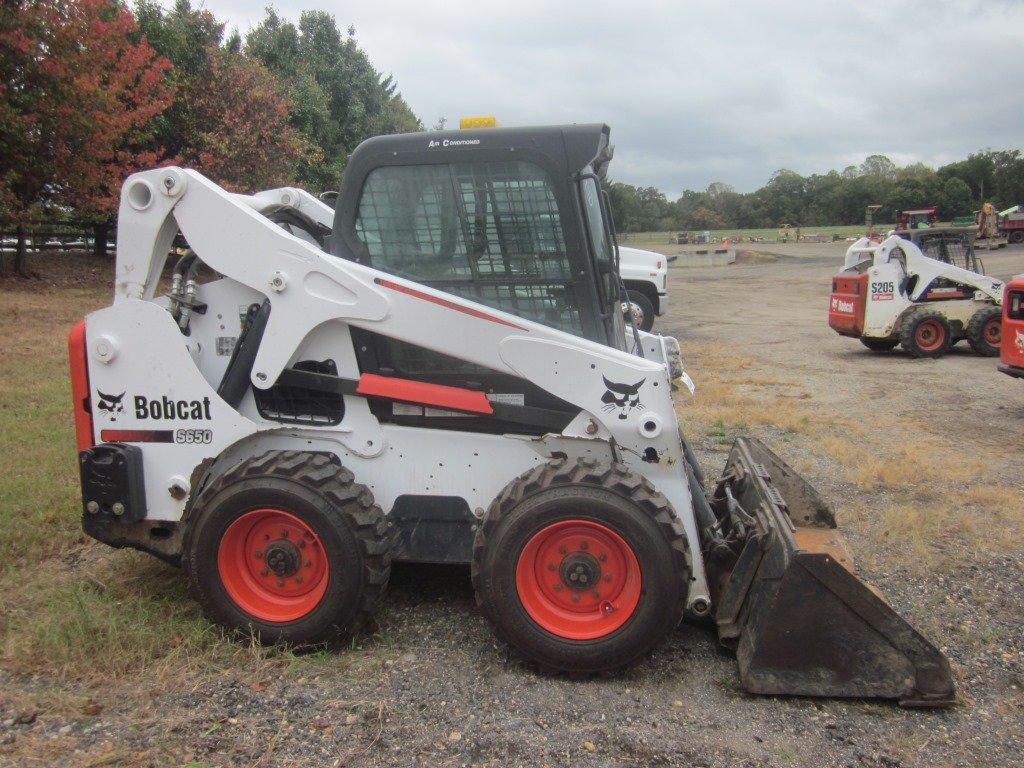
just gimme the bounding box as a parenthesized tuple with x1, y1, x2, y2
(1, 243, 1022, 767)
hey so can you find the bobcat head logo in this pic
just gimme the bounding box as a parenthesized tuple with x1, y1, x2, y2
(96, 391, 125, 421)
(1016, 330, 1024, 355)
(601, 376, 645, 420)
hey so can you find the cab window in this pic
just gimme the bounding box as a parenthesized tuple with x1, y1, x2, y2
(579, 176, 618, 311)
(355, 161, 582, 337)
(580, 177, 613, 267)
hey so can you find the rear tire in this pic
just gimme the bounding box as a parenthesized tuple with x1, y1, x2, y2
(860, 337, 899, 352)
(1009, 230, 1024, 244)
(623, 290, 656, 332)
(472, 458, 689, 674)
(966, 305, 1002, 357)
(899, 309, 951, 358)
(183, 451, 392, 645)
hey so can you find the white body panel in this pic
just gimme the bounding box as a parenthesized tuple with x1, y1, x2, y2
(86, 167, 710, 608)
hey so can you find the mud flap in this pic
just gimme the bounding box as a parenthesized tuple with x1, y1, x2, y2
(706, 437, 955, 707)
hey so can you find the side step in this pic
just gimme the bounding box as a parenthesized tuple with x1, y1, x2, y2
(705, 437, 955, 707)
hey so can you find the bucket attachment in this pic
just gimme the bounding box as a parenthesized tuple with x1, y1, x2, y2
(702, 437, 954, 707)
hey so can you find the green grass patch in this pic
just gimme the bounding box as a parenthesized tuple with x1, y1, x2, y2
(0, 369, 82, 568)
(2, 555, 222, 679)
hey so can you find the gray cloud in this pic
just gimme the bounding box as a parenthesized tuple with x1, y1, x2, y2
(191, 0, 1024, 196)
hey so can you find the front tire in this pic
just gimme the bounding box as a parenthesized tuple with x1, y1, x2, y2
(966, 305, 1001, 357)
(622, 290, 656, 332)
(183, 451, 392, 645)
(472, 459, 689, 674)
(900, 309, 952, 358)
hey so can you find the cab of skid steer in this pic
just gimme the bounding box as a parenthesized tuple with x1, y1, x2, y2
(319, 124, 631, 431)
(326, 124, 627, 347)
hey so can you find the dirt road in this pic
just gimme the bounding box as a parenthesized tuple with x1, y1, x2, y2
(664, 242, 1024, 445)
(1, 246, 1022, 767)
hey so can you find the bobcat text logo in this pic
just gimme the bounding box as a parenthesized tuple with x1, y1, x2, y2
(601, 377, 646, 420)
(135, 395, 212, 421)
(96, 391, 125, 421)
(831, 297, 854, 314)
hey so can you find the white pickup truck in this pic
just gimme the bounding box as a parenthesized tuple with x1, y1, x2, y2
(619, 245, 671, 331)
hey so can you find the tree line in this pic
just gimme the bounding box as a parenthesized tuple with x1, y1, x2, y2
(0, 0, 422, 275)
(607, 151, 1024, 233)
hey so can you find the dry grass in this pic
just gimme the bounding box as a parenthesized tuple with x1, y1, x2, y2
(676, 340, 1022, 566)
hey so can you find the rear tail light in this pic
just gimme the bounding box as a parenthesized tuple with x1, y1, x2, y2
(68, 320, 94, 451)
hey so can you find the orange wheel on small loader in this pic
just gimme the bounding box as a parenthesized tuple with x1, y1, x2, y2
(899, 309, 951, 358)
(966, 305, 1002, 357)
(472, 458, 689, 674)
(183, 451, 392, 644)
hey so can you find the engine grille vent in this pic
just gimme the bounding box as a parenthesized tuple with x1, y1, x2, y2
(254, 359, 345, 426)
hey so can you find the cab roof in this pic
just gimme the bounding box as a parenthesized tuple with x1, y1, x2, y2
(344, 123, 613, 181)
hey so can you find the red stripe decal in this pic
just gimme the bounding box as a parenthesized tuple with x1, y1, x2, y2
(68, 321, 94, 452)
(100, 429, 175, 443)
(374, 277, 527, 331)
(356, 373, 494, 415)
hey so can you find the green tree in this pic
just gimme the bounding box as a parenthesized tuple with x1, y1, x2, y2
(991, 150, 1024, 208)
(134, 0, 224, 160)
(938, 152, 995, 205)
(758, 169, 806, 225)
(606, 182, 642, 232)
(859, 154, 897, 181)
(605, 148, 1020, 234)
(688, 206, 726, 230)
(247, 10, 421, 190)
(939, 177, 972, 219)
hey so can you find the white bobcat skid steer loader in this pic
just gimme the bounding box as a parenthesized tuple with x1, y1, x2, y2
(69, 124, 953, 705)
(829, 229, 1004, 358)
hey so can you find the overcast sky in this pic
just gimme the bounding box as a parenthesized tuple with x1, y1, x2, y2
(192, 0, 1023, 197)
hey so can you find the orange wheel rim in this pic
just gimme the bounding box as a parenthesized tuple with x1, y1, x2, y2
(984, 318, 1000, 346)
(217, 509, 329, 622)
(915, 320, 945, 352)
(515, 519, 642, 640)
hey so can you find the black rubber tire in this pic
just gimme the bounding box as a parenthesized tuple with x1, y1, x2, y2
(966, 305, 1002, 357)
(624, 290, 656, 332)
(899, 308, 952, 358)
(471, 458, 690, 674)
(1009, 230, 1024, 244)
(860, 336, 899, 352)
(183, 450, 392, 645)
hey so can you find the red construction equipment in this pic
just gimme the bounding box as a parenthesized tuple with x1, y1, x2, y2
(999, 275, 1024, 379)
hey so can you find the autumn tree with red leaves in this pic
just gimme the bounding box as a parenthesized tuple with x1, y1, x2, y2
(182, 50, 317, 192)
(0, 0, 173, 274)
